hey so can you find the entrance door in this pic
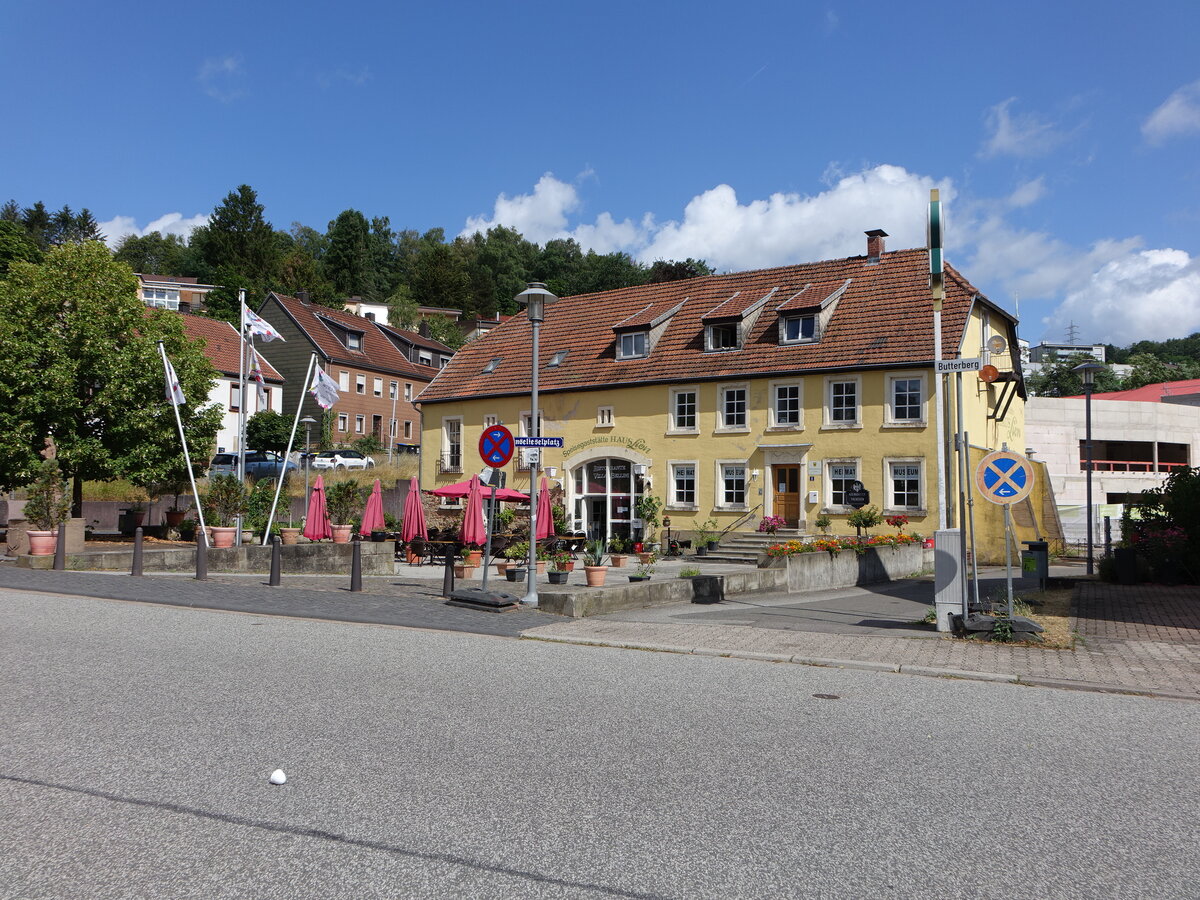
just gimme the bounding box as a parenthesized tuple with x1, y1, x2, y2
(772, 465, 801, 527)
(587, 498, 608, 542)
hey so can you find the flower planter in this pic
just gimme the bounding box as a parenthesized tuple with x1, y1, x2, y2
(241, 530, 254, 545)
(638, 553, 655, 564)
(331, 524, 353, 544)
(495, 561, 511, 576)
(453, 564, 477, 579)
(584, 565, 608, 587)
(706, 540, 719, 551)
(628, 574, 650, 583)
(695, 546, 707, 557)
(466, 549, 483, 567)
(506, 567, 526, 582)
(280, 528, 301, 546)
(548, 570, 569, 584)
(27, 530, 57, 556)
(370, 531, 387, 542)
(210, 526, 238, 549)
(610, 554, 628, 568)
(164, 510, 186, 528)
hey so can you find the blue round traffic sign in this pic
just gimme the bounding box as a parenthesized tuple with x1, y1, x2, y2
(974, 450, 1035, 505)
(479, 425, 514, 467)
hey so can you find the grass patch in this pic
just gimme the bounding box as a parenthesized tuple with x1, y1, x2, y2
(972, 587, 1075, 648)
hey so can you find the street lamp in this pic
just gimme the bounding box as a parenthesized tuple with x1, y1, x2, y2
(515, 282, 558, 607)
(300, 416, 317, 504)
(1073, 361, 1105, 575)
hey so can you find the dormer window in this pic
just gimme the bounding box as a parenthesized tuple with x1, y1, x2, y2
(419, 351, 432, 366)
(618, 331, 647, 359)
(346, 331, 362, 350)
(782, 314, 817, 343)
(706, 323, 739, 351)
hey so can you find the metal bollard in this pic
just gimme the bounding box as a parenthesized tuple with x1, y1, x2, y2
(269, 535, 281, 586)
(441, 543, 455, 598)
(131, 527, 144, 576)
(350, 539, 362, 592)
(53, 524, 66, 571)
(195, 529, 208, 581)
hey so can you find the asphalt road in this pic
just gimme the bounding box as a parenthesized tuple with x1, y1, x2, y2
(2, 588, 1197, 899)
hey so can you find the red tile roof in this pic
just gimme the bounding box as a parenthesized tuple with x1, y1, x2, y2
(775, 279, 849, 312)
(267, 293, 435, 379)
(419, 248, 1003, 404)
(613, 299, 685, 331)
(1070, 379, 1200, 402)
(179, 315, 284, 381)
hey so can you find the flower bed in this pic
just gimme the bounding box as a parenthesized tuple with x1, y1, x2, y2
(766, 533, 922, 557)
(768, 539, 930, 593)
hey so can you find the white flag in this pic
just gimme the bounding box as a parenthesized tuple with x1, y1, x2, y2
(243, 305, 284, 342)
(164, 356, 186, 406)
(309, 366, 340, 410)
(249, 346, 268, 408)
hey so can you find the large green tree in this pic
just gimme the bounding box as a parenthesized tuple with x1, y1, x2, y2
(1024, 352, 1122, 397)
(323, 209, 373, 299)
(0, 243, 222, 512)
(189, 185, 280, 321)
(113, 231, 190, 275)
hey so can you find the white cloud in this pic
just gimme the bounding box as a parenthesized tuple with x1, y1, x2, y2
(981, 98, 1068, 158)
(198, 55, 245, 102)
(98, 213, 210, 248)
(1143, 79, 1200, 144)
(1006, 176, 1046, 209)
(1050, 249, 1200, 344)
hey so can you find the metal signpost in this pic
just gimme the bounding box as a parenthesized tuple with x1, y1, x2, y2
(477, 425, 514, 591)
(975, 448, 1036, 616)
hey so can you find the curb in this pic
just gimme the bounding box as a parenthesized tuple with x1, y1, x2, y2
(522, 634, 1199, 701)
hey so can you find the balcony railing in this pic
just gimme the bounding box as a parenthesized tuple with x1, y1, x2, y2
(436, 453, 463, 474)
(1080, 459, 1189, 473)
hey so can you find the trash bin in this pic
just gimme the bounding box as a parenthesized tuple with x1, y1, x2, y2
(1021, 540, 1049, 585)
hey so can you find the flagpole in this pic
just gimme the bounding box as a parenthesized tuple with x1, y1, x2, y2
(263, 353, 318, 544)
(158, 342, 207, 536)
(236, 290, 250, 544)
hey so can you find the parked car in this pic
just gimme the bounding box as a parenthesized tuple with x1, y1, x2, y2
(208, 451, 297, 481)
(310, 450, 376, 470)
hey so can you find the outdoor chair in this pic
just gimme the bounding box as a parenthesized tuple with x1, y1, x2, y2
(407, 537, 431, 566)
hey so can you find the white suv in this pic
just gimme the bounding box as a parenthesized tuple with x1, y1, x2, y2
(310, 450, 376, 470)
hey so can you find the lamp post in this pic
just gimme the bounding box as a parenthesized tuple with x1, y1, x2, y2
(301, 416, 317, 503)
(515, 282, 558, 607)
(1073, 361, 1104, 575)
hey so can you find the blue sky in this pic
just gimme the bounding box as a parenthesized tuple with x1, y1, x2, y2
(4, 1, 1200, 346)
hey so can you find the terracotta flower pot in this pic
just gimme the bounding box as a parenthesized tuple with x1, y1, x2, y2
(610, 554, 628, 568)
(495, 561, 511, 575)
(280, 528, 301, 546)
(453, 564, 477, 579)
(331, 524, 353, 544)
(210, 526, 238, 549)
(466, 549, 483, 566)
(584, 565, 608, 587)
(27, 529, 57, 556)
(164, 510, 186, 528)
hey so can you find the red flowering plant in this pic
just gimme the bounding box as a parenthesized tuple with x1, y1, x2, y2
(758, 514, 788, 534)
(885, 514, 909, 533)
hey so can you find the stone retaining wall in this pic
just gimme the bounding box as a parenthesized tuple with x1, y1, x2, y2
(782, 544, 932, 592)
(17, 540, 393, 575)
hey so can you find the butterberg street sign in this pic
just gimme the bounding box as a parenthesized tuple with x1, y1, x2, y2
(513, 436, 563, 448)
(936, 357, 982, 373)
(974, 450, 1036, 505)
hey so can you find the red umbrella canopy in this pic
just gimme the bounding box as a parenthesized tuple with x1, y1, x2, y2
(460, 475, 487, 547)
(360, 478, 386, 535)
(429, 479, 529, 502)
(535, 476, 555, 540)
(401, 477, 427, 542)
(303, 475, 331, 541)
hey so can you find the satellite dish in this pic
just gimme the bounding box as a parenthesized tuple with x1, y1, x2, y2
(979, 365, 1000, 383)
(987, 335, 1007, 353)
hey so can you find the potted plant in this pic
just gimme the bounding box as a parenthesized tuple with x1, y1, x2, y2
(23, 458, 70, 556)
(815, 514, 832, 535)
(454, 547, 477, 579)
(464, 545, 483, 567)
(757, 514, 786, 535)
(635, 494, 663, 549)
(325, 479, 362, 544)
(280, 519, 302, 545)
(582, 539, 609, 587)
(608, 536, 629, 567)
(202, 475, 247, 548)
(629, 552, 656, 583)
(694, 519, 718, 556)
(847, 504, 883, 539)
(547, 550, 572, 584)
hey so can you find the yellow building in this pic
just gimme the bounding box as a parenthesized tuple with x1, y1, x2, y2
(418, 232, 1029, 552)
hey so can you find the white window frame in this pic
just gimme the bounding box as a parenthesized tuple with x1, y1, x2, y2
(346, 332, 362, 351)
(706, 323, 740, 352)
(885, 373, 926, 426)
(769, 379, 803, 430)
(669, 387, 699, 434)
(825, 458, 861, 511)
(617, 331, 648, 359)
(885, 457, 925, 513)
(483, 414, 498, 428)
(337, 413, 348, 433)
(373, 377, 383, 398)
(823, 376, 861, 428)
(714, 459, 749, 509)
(355, 374, 366, 395)
(717, 383, 750, 432)
(338, 370, 350, 391)
(668, 460, 699, 511)
(596, 406, 614, 427)
(442, 416, 463, 472)
(780, 314, 817, 344)
(354, 415, 365, 434)
(404, 383, 413, 401)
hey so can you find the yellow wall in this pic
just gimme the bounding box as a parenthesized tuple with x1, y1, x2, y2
(421, 354, 1027, 544)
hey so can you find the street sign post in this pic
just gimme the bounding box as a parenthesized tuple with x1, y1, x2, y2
(974, 450, 1035, 505)
(936, 357, 982, 374)
(479, 425, 515, 467)
(513, 436, 563, 448)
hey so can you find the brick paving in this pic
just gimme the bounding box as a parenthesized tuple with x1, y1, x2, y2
(524, 581, 1200, 700)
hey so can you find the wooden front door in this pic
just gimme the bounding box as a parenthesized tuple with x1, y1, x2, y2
(772, 465, 801, 527)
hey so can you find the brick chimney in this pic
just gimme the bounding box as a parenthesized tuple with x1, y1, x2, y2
(865, 229, 888, 262)
(296, 290, 310, 304)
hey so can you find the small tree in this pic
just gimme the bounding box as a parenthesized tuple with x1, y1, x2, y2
(246, 410, 292, 453)
(203, 475, 247, 528)
(23, 458, 70, 531)
(326, 479, 363, 526)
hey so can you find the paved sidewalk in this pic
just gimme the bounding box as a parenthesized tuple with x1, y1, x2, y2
(523, 580, 1200, 701)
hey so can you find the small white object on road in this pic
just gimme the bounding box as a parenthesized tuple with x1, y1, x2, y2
(269, 769, 287, 785)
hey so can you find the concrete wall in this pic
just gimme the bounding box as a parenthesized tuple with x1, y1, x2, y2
(782, 543, 931, 592)
(18, 539, 393, 574)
